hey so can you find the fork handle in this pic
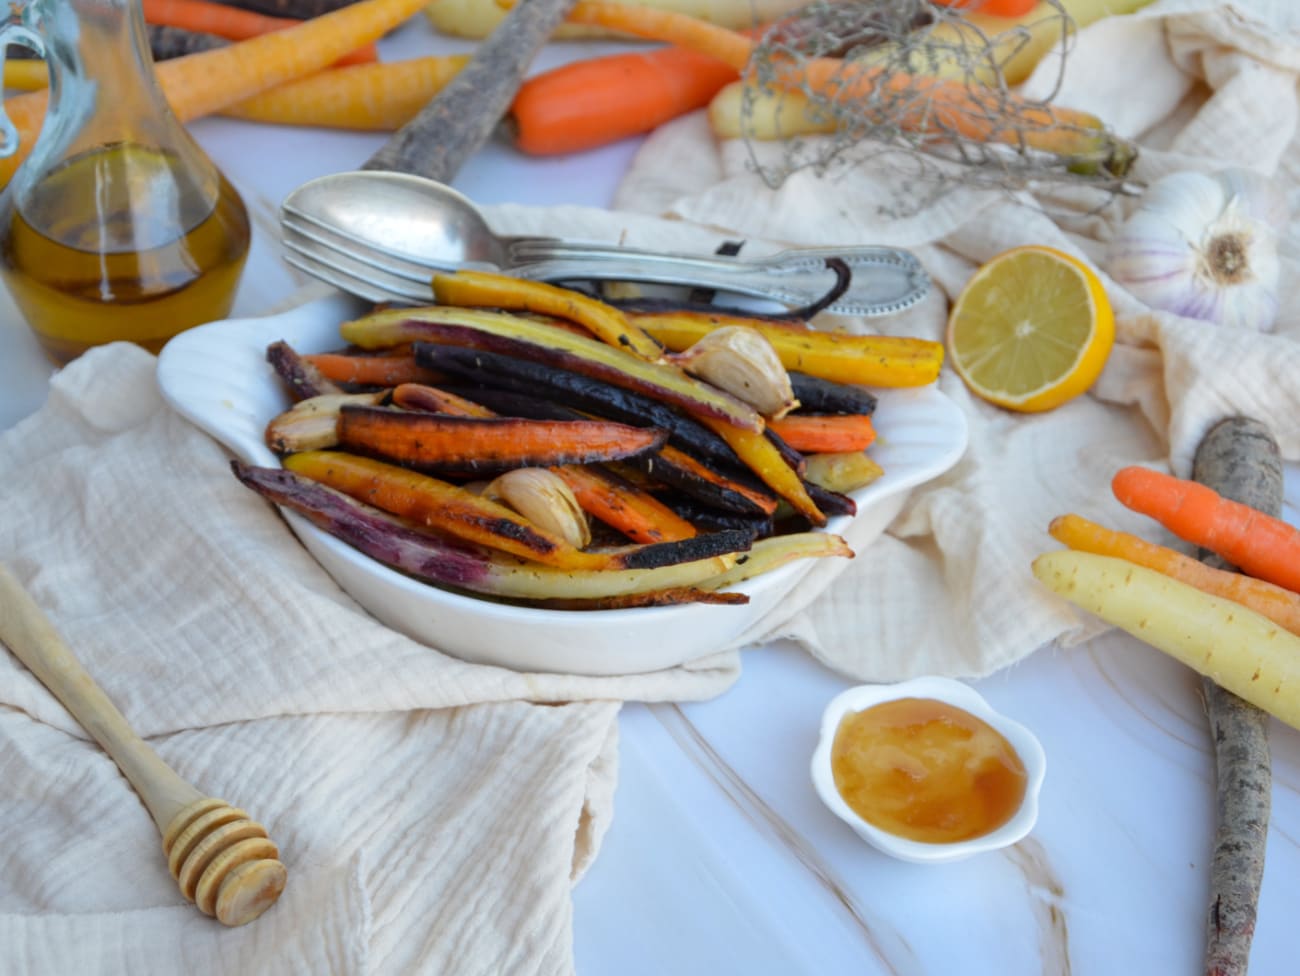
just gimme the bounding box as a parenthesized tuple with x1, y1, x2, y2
(362, 0, 576, 179)
(512, 245, 931, 317)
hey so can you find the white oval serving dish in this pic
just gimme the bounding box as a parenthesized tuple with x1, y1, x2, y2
(157, 292, 968, 675)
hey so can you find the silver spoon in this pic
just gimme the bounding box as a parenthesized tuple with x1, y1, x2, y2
(279, 170, 930, 317)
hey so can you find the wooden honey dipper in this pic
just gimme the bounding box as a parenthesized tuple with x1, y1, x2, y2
(0, 565, 286, 926)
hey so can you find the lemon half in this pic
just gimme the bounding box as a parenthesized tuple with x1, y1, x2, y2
(946, 245, 1115, 413)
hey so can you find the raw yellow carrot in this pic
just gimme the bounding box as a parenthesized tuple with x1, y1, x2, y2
(0, 0, 431, 185)
(223, 56, 469, 129)
(1049, 514, 1300, 637)
(1033, 550, 1300, 732)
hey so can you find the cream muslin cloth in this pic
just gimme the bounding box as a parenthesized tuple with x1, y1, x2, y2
(602, 0, 1300, 680)
(0, 349, 737, 973)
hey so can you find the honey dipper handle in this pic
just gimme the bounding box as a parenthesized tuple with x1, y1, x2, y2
(0, 565, 205, 833)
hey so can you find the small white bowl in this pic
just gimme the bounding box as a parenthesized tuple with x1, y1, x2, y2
(811, 676, 1046, 864)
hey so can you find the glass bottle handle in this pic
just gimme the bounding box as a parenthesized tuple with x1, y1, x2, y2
(0, 6, 47, 158)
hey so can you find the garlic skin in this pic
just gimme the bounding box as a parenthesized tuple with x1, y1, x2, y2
(671, 326, 799, 419)
(1107, 168, 1285, 332)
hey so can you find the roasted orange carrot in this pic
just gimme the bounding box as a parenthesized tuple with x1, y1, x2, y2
(0, 0, 431, 185)
(337, 405, 668, 472)
(768, 414, 875, 454)
(1049, 513, 1300, 637)
(1112, 466, 1300, 594)
(431, 271, 665, 363)
(224, 56, 469, 129)
(698, 417, 825, 525)
(653, 445, 779, 516)
(143, 0, 377, 64)
(284, 450, 750, 571)
(561, 1, 1128, 169)
(302, 351, 442, 387)
(390, 382, 496, 418)
(557, 465, 698, 543)
(510, 45, 739, 155)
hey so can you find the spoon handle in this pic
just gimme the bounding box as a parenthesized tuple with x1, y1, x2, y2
(361, 0, 577, 180)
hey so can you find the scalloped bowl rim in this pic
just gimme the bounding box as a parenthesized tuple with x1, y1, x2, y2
(810, 676, 1047, 864)
(156, 292, 969, 675)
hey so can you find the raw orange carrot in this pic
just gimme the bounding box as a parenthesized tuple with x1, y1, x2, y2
(557, 466, 699, 543)
(1049, 513, 1300, 637)
(510, 45, 739, 155)
(561, 1, 1124, 166)
(1112, 466, 1300, 594)
(767, 414, 875, 454)
(303, 352, 443, 387)
(224, 56, 469, 129)
(390, 382, 496, 418)
(932, 0, 1037, 16)
(143, 0, 379, 65)
(0, 0, 430, 186)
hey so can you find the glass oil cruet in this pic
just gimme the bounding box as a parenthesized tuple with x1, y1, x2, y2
(0, 0, 250, 364)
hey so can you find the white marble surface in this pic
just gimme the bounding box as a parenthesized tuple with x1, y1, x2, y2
(2, 19, 1299, 976)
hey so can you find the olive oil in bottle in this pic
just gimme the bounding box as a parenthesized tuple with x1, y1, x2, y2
(0, 0, 252, 364)
(1, 142, 250, 363)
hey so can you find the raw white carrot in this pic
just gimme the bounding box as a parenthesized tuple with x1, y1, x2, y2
(1032, 550, 1300, 731)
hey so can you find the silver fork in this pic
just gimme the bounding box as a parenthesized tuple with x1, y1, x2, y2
(277, 171, 931, 317)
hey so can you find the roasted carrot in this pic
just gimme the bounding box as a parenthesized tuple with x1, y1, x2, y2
(699, 416, 825, 525)
(649, 444, 778, 516)
(510, 45, 739, 155)
(143, 0, 379, 65)
(632, 310, 944, 388)
(1050, 514, 1300, 637)
(284, 450, 749, 571)
(0, 0, 430, 186)
(267, 340, 346, 399)
(390, 382, 495, 418)
(302, 351, 442, 387)
(224, 56, 469, 129)
(560, 1, 1130, 171)
(337, 405, 668, 472)
(431, 271, 665, 362)
(768, 414, 875, 454)
(556, 466, 699, 543)
(1112, 466, 1300, 594)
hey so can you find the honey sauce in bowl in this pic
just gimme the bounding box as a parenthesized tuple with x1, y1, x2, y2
(830, 697, 1028, 844)
(811, 677, 1045, 863)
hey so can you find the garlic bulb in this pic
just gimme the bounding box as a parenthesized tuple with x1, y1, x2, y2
(1107, 168, 1286, 332)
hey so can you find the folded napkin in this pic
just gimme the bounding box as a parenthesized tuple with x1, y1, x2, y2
(0, 348, 738, 974)
(602, 0, 1300, 681)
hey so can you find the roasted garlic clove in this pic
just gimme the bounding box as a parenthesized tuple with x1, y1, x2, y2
(265, 392, 385, 454)
(671, 326, 799, 419)
(483, 468, 592, 549)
